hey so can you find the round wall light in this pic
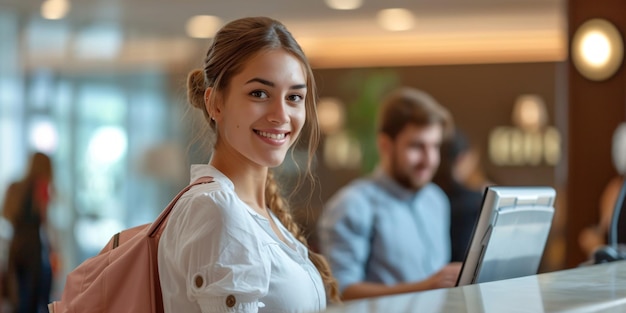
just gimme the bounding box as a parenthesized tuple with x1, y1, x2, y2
(571, 18, 624, 81)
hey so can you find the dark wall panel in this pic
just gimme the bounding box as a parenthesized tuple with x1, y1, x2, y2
(566, 0, 626, 267)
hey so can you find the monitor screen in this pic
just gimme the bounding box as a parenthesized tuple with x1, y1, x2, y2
(456, 186, 556, 286)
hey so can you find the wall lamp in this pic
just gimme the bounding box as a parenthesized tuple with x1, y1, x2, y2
(571, 18, 624, 81)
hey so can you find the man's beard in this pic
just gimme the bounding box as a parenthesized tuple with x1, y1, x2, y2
(390, 152, 431, 192)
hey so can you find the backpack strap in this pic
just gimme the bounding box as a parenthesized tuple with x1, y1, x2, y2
(148, 176, 214, 237)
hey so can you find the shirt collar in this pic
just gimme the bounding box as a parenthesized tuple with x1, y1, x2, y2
(189, 163, 235, 191)
(189, 164, 309, 258)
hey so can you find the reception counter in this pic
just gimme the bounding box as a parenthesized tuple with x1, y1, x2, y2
(323, 261, 626, 313)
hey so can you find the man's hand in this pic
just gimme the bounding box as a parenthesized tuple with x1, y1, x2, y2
(428, 262, 462, 289)
(341, 262, 464, 300)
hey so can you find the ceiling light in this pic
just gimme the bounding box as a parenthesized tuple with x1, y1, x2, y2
(571, 18, 624, 81)
(186, 15, 222, 39)
(377, 8, 415, 31)
(41, 0, 70, 20)
(324, 0, 362, 10)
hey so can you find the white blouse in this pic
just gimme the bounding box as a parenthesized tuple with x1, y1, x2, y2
(158, 164, 326, 313)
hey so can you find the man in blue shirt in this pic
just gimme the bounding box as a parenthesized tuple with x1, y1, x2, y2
(317, 87, 462, 300)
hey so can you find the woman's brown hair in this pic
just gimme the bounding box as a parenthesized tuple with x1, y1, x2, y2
(186, 16, 339, 303)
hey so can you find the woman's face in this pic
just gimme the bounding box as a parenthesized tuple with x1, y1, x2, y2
(212, 49, 307, 168)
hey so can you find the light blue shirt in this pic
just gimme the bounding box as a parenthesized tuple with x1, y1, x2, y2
(317, 168, 451, 292)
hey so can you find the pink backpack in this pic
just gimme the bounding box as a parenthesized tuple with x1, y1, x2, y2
(48, 176, 214, 313)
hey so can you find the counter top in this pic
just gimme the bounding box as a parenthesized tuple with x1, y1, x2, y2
(323, 261, 626, 313)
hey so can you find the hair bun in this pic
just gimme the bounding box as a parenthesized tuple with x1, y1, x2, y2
(187, 69, 206, 109)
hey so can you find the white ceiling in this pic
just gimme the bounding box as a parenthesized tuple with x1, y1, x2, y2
(1, 0, 567, 70)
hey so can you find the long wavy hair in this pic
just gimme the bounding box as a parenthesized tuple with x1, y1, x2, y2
(185, 16, 339, 303)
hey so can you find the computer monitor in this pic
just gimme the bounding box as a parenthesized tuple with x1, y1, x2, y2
(456, 186, 556, 286)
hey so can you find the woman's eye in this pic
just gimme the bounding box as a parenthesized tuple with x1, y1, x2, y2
(287, 94, 304, 102)
(250, 90, 268, 99)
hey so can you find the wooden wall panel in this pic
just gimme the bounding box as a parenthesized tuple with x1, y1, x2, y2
(566, 0, 626, 267)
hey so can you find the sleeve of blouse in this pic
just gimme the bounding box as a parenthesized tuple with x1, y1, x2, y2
(170, 189, 271, 313)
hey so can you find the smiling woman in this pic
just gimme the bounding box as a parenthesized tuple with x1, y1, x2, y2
(208, 49, 308, 168)
(157, 16, 339, 313)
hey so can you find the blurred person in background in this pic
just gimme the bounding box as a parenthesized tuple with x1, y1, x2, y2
(317, 87, 462, 301)
(0, 212, 13, 313)
(1, 152, 60, 313)
(579, 123, 626, 259)
(579, 175, 625, 258)
(432, 129, 485, 262)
